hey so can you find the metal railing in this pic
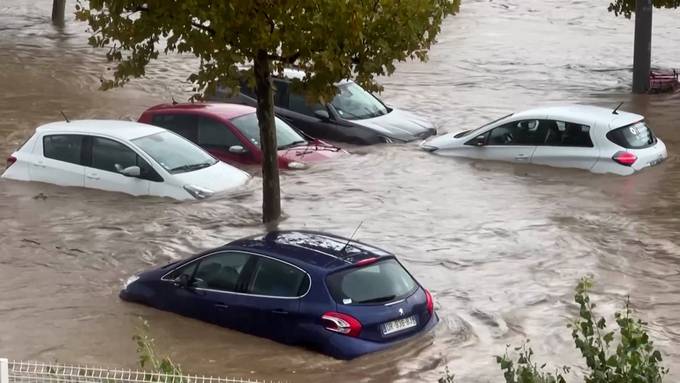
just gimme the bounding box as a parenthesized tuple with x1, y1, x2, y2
(0, 359, 280, 383)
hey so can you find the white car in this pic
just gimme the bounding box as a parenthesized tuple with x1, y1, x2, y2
(420, 105, 667, 175)
(2, 120, 251, 199)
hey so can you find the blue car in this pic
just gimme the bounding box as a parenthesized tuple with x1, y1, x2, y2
(120, 231, 438, 359)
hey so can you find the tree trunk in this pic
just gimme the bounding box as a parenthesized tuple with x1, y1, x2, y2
(253, 50, 281, 224)
(632, 0, 653, 93)
(51, 0, 66, 26)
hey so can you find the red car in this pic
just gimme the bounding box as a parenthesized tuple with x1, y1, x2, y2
(139, 103, 346, 170)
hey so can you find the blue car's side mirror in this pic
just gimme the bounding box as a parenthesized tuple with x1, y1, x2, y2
(173, 274, 191, 288)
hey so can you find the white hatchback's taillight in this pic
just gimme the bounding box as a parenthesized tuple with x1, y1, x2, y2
(612, 151, 637, 166)
(5, 155, 16, 170)
(321, 312, 362, 337)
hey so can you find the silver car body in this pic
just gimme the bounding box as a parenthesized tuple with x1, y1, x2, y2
(420, 105, 667, 175)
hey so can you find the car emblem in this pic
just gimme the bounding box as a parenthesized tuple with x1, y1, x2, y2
(398, 308, 404, 316)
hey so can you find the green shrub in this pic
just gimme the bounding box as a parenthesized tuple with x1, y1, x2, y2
(496, 341, 569, 383)
(132, 318, 183, 378)
(569, 277, 668, 383)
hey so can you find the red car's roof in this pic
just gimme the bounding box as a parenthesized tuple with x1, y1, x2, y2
(147, 102, 255, 120)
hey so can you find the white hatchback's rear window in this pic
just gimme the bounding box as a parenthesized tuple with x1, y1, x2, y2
(606, 121, 656, 149)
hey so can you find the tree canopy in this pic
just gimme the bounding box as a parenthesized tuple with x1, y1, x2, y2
(609, 0, 680, 18)
(75, 0, 458, 100)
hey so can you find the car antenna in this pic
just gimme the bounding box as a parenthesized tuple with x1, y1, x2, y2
(340, 220, 364, 253)
(171, 96, 178, 105)
(612, 102, 624, 115)
(60, 111, 70, 123)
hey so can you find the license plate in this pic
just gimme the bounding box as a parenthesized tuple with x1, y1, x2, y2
(649, 156, 665, 167)
(382, 315, 417, 335)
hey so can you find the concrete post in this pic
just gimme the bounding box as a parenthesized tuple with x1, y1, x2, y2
(632, 0, 653, 93)
(0, 358, 8, 383)
(52, 0, 66, 26)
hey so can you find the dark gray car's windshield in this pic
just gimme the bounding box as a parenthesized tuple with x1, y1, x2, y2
(326, 259, 418, 305)
(132, 131, 217, 174)
(331, 82, 388, 120)
(230, 113, 307, 150)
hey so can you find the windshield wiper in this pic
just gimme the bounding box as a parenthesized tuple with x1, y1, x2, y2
(278, 140, 307, 150)
(357, 295, 396, 304)
(170, 162, 213, 173)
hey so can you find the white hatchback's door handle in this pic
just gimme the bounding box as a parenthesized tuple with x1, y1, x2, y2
(86, 173, 100, 180)
(514, 154, 530, 161)
(34, 161, 47, 168)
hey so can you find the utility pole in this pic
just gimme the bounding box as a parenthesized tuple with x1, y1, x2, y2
(632, 0, 653, 93)
(52, 0, 66, 26)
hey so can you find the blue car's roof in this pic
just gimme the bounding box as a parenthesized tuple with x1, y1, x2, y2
(224, 230, 393, 271)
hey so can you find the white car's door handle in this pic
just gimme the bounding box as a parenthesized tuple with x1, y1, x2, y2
(515, 154, 530, 161)
(34, 161, 47, 168)
(86, 173, 100, 180)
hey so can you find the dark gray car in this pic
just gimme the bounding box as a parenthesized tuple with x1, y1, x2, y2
(209, 69, 437, 145)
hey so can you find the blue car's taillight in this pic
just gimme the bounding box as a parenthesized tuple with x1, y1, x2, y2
(322, 312, 362, 337)
(425, 289, 434, 315)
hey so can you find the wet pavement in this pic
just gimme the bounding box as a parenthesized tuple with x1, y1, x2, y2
(1, 0, 680, 381)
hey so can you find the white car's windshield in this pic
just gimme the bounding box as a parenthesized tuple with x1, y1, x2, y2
(230, 113, 307, 150)
(132, 131, 217, 174)
(331, 82, 388, 120)
(456, 113, 514, 138)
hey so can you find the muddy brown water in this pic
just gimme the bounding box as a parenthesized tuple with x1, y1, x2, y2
(1, 1, 680, 382)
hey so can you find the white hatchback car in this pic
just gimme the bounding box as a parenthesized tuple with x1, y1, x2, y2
(2, 120, 251, 199)
(420, 105, 667, 175)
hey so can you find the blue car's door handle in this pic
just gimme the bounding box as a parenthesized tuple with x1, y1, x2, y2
(271, 309, 288, 315)
(214, 303, 229, 310)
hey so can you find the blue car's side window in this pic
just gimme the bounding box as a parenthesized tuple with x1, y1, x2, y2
(165, 262, 197, 281)
(192, 252, 252, 292)
(248, 257, 309, 298)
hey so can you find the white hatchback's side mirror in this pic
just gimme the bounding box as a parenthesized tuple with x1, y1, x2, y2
(473, 135, 486, 146)
(229, 145, 247, 154)
(116, 165, 141, 177)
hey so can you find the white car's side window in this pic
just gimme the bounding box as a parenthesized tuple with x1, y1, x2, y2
(544, 121, 593, 147)
(43, 134, 84, 165)
(487, 120, 547, 146)
(89, 136, 163, 182)
(91, 137, 138, 174)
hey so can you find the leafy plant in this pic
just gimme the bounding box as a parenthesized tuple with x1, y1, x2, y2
(496, 341, 569, 383)
(569, 277, 668, 383)
(132, 318, 183, 379)
(608, 0, 680, 18)
(438, 365, 455, 383)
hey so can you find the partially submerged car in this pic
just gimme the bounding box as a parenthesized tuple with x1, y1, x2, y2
(139, 103, 346, 170)
(420, 105, 667, 175)
(2, 120, 250, 199)
(120, 230, 438, 359)
(209, 68, 437, 145)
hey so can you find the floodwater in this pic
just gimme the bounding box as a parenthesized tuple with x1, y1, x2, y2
(1, 1, 679, 382)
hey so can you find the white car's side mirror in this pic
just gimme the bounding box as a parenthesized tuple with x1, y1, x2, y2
(116, 165, 141, 177)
